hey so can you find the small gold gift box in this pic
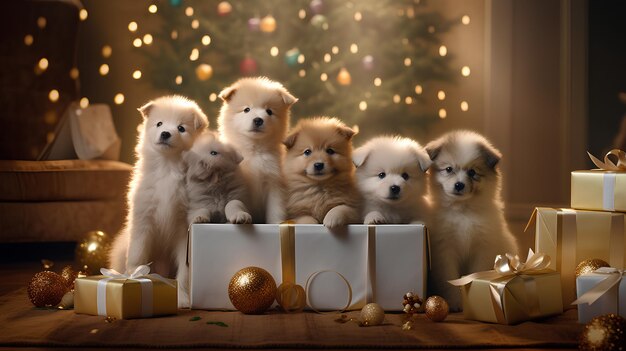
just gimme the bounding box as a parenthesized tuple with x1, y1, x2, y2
(571, 149, 626, 212)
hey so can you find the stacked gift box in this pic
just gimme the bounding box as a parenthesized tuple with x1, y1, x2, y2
(530, 149, 626, 323)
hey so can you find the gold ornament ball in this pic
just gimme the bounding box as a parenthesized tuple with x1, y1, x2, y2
(27, 271, 68, 307)
(75, 230, 111, 275)
(58, 291, 74, 309)
(424, 296, 449, 322)
(276, 282, 306, 312)
(260, 15, 276, 33)
(195, 64, 213, 81)
(576, 259, 610, 277)
(360, 303, 385, 326)
(579, 313, 626, 351)
(60, 265, 78, 290)
(228, 267, 277, 314)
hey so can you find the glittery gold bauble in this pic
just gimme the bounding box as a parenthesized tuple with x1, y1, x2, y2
(228, 267, 277, 314)
(276, 282, 306, 312)
(579, 314, 626, 351)
(195, 64, 213, 81)
(360, 303, 385, 326)
(576, 259, 610, 277)
(27, 271, 68, 307)
(260, 15, 276, 33)
(75, 230, 111, 275)
(60, 265, 78, 290)
(424, 296, 449, 322)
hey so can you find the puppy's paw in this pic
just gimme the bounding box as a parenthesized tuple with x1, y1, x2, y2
(193, 215, 210, 224)
(323, 209, 347, 229)
(295, 216, 319, 224)
(364, 211, 387, 225)
(230, 211, 252, 224)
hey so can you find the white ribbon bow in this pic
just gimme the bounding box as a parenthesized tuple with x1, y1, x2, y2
(572, 267, 625, 306)
(101, 264, 151, 279)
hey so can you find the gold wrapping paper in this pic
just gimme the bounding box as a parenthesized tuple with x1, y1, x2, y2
(529, 207, 626, 307)
(74, 275, 177, 319)
(571, 170, 626, 212)
(461, 271, 562, 325)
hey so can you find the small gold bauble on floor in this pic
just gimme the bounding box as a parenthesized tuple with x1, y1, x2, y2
(228, 266, 277, 314)
(575, 259, 610, 278)
(579, 313, 626, 351)
(60, 265, 78, 290)
(360, 303, 385, 326)
(424, 296, 449, 322)
(27, 271, 68, 307)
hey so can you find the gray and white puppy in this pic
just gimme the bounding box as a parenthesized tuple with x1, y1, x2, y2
(184, 131, 252, 225)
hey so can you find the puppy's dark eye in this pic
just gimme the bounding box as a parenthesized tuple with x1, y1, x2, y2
(378, 172, 386, 179)
(266, 109, 273, 116)
(445, 167, 453, 173)
(243, 107, 251, 113)
(210, 151, 218, 156)
(467, 169, 476, 177)
(156, 122, 162, 127)
(178, 125, 185, 133)
(401, 172, 409, 180)
(326, 148, 335, 155)
(303, 149, 312, 156)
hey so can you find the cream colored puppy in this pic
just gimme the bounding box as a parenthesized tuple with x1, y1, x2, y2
(108, 96, 208, 308)
(425, 130, 518, 311)
(217, 77, 297, 223)
(353, 136, 431, 224)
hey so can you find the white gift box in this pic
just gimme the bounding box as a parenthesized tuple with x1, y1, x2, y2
(574, 267, 626, 323)
(189, 224, 428, 311)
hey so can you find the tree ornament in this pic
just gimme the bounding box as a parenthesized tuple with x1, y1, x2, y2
(309, 0, 324, 15)
(337, 68, 351, 85)
(75, 230, 111, 275)
(27, 271, 68, 307)
(310, 14, 327, 28)
(579, 314, 626, 351)
(402, 291, 423, 315)
(195, 64, 213, 81)
(228, 267, 277, 314)
(360, 303, 385, 326)
(58, 291, 74, 309)
(276, 282, 306, 312)
(362, 55, 375, 70)
(60, 265, 78, 290)
(169, 0, 182, 7)
(240, 57, 258, 75)
(217, 1, 232, 16)
(260, 15, 276, 33)
(424, 296, 448, 322)
(285, 48, 300, 67)
(248, 17, 260, 32)
(576, 259, 610, 278)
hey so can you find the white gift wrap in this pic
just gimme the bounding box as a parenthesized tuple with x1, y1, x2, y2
(189, 224, 428, 311)
(575, 270, 626, 323)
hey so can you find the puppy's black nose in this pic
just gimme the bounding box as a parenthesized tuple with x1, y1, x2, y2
(253, 117, 264, 127)
(314, 162, 324, 171)
(454, 182, 465, 191)
(160, 131, 171, 140)
(390, 185, 401, 195)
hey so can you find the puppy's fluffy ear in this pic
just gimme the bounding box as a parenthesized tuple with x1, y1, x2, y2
(480, 144, 502, 169)
(352, 147, 369, 168)
(424, 139, 442, 161)
(283, 131, 299, 149)
(337, 125, 357, 140)
(413, 147, 432, 172)
(192, 108, 209, 131)
(218, 85, 237, 102)
(137, 101, 154, 119)
(279, 88, 298, 106)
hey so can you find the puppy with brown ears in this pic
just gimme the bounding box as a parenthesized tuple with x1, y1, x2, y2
(425, 130, 518, 311)
(353, 136, 431, 224)
(283, 117, 361, 228)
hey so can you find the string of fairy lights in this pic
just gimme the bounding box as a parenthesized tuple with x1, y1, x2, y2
(27, 1, 473, 127)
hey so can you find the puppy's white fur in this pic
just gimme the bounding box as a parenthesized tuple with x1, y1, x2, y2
(353, 136, 431, 224)
(425, 130, 518, 311)
(217, 77, 297, 223)
(184, 131, 252, 225)
(108, 96, 208, 308)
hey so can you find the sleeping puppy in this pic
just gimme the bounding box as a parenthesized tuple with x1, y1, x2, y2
(284, 117, 361, 228)
(217, 77, 298, 223)
(108, 95, 209, 308)
(184, 131, 252, 225)
(425, 130, 518, 311)
(353, 136, 431, 224)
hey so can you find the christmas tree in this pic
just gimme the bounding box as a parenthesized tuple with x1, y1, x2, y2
(140, 0, 459, 141)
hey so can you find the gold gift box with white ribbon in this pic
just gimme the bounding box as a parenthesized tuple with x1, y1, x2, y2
(571, 149, 626, 213)
(74, 265, 177, 319)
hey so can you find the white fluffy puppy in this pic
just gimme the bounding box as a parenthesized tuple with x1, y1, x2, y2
(217, 77, 297, 223)
(108, 96, 208, 308)
(184, 131, 252, 225)
(425, 130, 518, 311)
(353, 136, 431, 224)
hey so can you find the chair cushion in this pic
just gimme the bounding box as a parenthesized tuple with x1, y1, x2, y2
(0, 160, 132, 201)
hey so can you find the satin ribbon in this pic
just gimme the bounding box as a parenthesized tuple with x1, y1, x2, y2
(97, 264, 174, 317)
(588, 149, 626, 171)
(573, 267, 625, 306)
(449, 249, 553, 323)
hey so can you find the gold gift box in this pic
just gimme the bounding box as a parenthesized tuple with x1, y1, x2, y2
(571, 170, 626, 212)
(74, 275, 177, 319)
(529, 207, 626, 306)
(461, 271, 563, 325)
